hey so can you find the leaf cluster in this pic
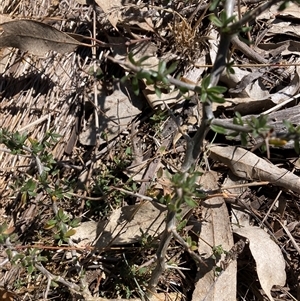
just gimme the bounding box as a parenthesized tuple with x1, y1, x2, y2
(199, 75, 227, 104)
(44, 208, 80, 246)
(168, 171, 204, 212)
(7, 248, 47, 275)
(123, 53, 178, 97)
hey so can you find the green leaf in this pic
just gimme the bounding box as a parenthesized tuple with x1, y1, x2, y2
(177, 219, 188, 232)
(240, 133, 248, 146)
(154, 86, 162, 98)
(0, 223, 8, 234)
(128, 52, 136, 65)
(201, 75, 211, 89)
(57, 208, 65, 221)
(51, 280, 59, 288)
(136, 55, 151, 66)
(165, 61, 178, 74)
(233, 112, 244, 125)
(65, 229, 76, 238)
(209, 14, 223, 27)
(240, 26, 252, 33)
(132, 77, 140, 95)
(210, 124, 227, 134)
(208, 93, 225, 103)
(209, 0, 221, 11)
(44, 219, 57, 230)
(226, 131, 239, 138)
(69, 218, 81, 228)
(179, 86, 189, 94)
(158, 61, 167, 75)
(27, 264, 34, 274)
(121, 74, 129, 83)
(168, 203, 177, 212)
(207, 86, 227, 94)
(161, 76, 170, 85)
(283, 119, 294, 132)
(213, 244, 225, 256)
(278, 1, 289, 11)
(37, 255, 48, 262)
(184, 197, 197, 208)
(200, 91, 208, 102)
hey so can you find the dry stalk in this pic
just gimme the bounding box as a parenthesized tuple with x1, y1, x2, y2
(148, 0, 236, 294)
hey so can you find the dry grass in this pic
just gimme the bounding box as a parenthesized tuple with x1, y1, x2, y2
(0, 0, 299, 300)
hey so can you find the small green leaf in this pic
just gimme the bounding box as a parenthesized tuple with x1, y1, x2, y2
(207, 86, 227, 94)
(233, 112, 244, 125)
(201, 75, 211, 89)
(208, 93, 225, 103)
(177, 219, 187, 232)
(65, 229, 76, 238)
(158, 61, 167, 75)
(51, 280, 59, 288)
(240, 133, 248, 146)
(168, 203, 177, 212)
(44, 220, 57, 230)
(200, 91, 208, 102)
(57, 208, 65, 221)
(165, 61, 178, 74)
(209, 0, 220, 11)
(209, 14, 223, 27)
(226, 131, 239, 138)
(210, 124, 227, 134)
(161, 76, 170, 85)
(0, 223, 8, 234)
(154, 86, 162, 98)
(69, 218, 81, 228)
(136, 55, 151, 66)
(27, 264, 34, 274)
(37, 256, 48, 262)
(278, 1, 289, 11)
(128, 52, 136, 65)
(240, 26, 252, 33)
(132, 77, 140, 95)
(184, 197, 197, 208)
(179, 86, 189, 94)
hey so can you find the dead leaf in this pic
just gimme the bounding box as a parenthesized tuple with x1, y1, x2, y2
(259, 41, 300, 56)
(192, 171, 236, 301)
(233, 226, 286, 301)
(265, 20, 300, 39)
(79, 82, 144, 146)
(209, 145, 300, 194)
(0, 19, 85, 56)
(0, 288, 18, 301)
(95, 202, 168, 248)
(270, 65, 300, 104)
(0, 14, 13, 24)
(183, 51, 208, 84)
(94, 0, 122, 29)
(108, 36, 159, 68)
(274, 221, 300, 239)
(71, 221, 97, 248)
(275, 2, 300, 19)
(223, 172, 251, 227)
(223, 97, 274, 115)
(143, 87, 184, 109)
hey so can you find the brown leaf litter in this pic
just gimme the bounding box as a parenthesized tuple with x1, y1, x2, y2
(0, 0, 300, 301)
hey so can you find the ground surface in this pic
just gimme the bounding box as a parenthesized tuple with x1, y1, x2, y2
(0, 0, 300, 300)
